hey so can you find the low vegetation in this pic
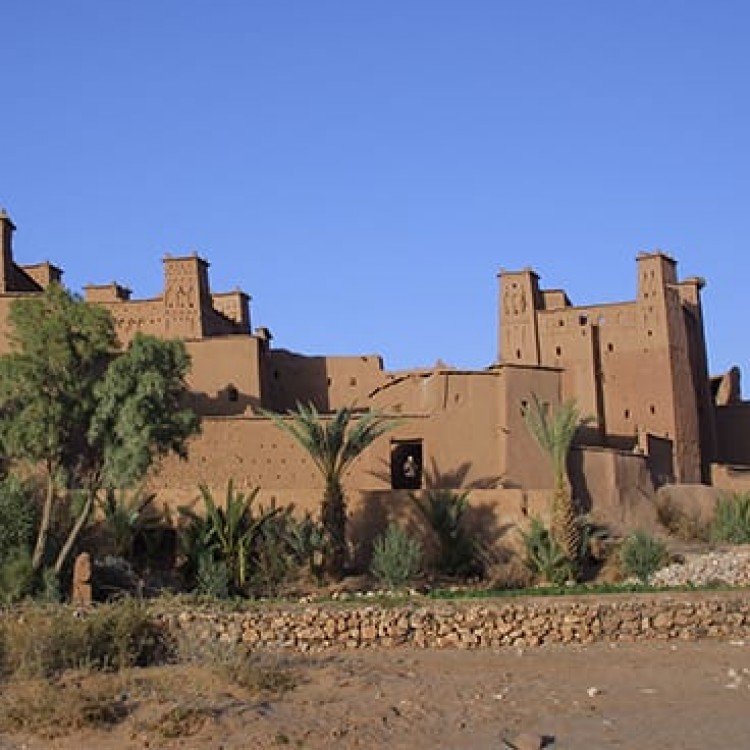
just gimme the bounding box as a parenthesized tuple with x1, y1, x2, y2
(0, 599, 297, 739)
(619, 530, 668, 584)
(370, 522, 422, 587)
(710, 491, 750, 544)
(411, 488, 480, 577)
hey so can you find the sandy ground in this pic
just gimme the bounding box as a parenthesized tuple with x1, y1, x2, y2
(3, 637, 750, 749)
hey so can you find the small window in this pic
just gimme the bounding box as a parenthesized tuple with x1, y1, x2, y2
(391, 440, 423, 490)
(650, 405, 656, 415)
(607, 342, 614, 353)
(624, 409, 630, 419)
(578, 314, 588, 326)
(558, 319, 565, 327)
(516, 349, 522, 359)
(555, 346, 562, 357)
(349, 376, 357, 387)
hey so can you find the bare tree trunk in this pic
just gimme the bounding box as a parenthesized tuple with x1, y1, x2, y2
(321, 480, 347, 580)
(32, 467, 56, 573)
(54, 491, 94, 576)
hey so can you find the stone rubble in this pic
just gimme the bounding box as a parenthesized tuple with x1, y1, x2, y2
(157, 590, 750, 653)
(650, 547, 750, 588)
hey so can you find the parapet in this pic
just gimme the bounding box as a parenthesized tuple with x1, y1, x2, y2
(84, 282, 132, 303)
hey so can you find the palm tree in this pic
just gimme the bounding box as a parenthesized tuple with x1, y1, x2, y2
(267, 403, 400, 579)
(522, 393, 590, 574)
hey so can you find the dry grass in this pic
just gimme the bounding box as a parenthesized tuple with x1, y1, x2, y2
(0, 599, 298, 740)
(0, 674, 129, 738)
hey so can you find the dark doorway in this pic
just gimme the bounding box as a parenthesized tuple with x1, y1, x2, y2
(390, 440, 423, 490)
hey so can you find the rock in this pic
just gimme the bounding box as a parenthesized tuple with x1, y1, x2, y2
(504, 732, 548, 750)
(71, 552, 92, 606)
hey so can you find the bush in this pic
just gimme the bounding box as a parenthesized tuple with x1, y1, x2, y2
(0, 546, 34, 604)
(520, 518, 574, 586)
(0, 476, 37, 564)
(619, 530, 667, 583)
(194, 554, 230, 599)
(178, 481, 281, 596)
(710, 491, 750, 544)
(411, 489, 479, 577)
(0, 600, 170, 680)
(370, 523, 422, 587)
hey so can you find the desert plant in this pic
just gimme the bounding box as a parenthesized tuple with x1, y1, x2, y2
(411, 488, 478, 576)
(619, 530, 668, 583)
(522, 394, 591, 578)
(266, 403, 400, 579)
(193, 554, 230, 599)
(710, 491, 750, 544)
(284, 511, 325, 583)
(98, 487, 161, 561)
(370, 523, 422, 587)
(179, 481, 281, 595)
(520, 517, 574, 586)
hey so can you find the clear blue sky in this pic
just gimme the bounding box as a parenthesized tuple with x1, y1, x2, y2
(2, 2, 748, 378)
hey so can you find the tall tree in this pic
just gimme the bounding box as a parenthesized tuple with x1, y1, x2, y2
(268, 402, 399, 579)
(522, 393, 590, 573)
(0, 284, 200, 577)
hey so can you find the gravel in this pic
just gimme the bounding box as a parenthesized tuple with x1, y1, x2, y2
(650, 547, 750, 588)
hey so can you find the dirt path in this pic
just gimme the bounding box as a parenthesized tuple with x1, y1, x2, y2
(3, 638, 750, 749)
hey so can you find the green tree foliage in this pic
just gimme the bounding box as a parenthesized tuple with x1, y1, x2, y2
(0, 284, 200, 579)
(522, 394, 591, 576)
(90, 334, 198, 488)
(267, 403, 400, 579)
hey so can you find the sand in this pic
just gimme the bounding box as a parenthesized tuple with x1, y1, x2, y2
(3, 636, 750, 749)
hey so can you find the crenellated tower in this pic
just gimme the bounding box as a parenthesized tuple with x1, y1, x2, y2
(497, 268, 543, 365)
(162, 254, 212, 338)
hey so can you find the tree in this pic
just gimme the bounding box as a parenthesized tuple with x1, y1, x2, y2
(522, 393, 590, 575)
(267, 402, 399, 579)
(0, 284, 200, 578)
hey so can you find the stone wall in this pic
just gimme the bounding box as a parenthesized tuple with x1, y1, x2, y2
(160, 591, 750, 653)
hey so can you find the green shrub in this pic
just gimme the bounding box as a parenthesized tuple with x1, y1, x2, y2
(411, 489, 479, 577)
(194, 554, 230, 599)
(619, 530, 667, 583)
(98, 487, 164, 562)
(710, 491, 750, 544)
(283, 512, 325, 584)
(0, 476, 37, 564)
(178, 481, 281, 595)
(370, 523, 422, 587)
(520, 517, 574, 586)
(0, 546, 34, 603)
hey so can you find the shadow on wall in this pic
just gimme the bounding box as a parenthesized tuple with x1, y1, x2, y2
(189, 385, 262, 416)
(368, 456, 504, 492)
(348, 459, 515, 573)
(261, 352, 331, 413)
(568, 446, 660, 533)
